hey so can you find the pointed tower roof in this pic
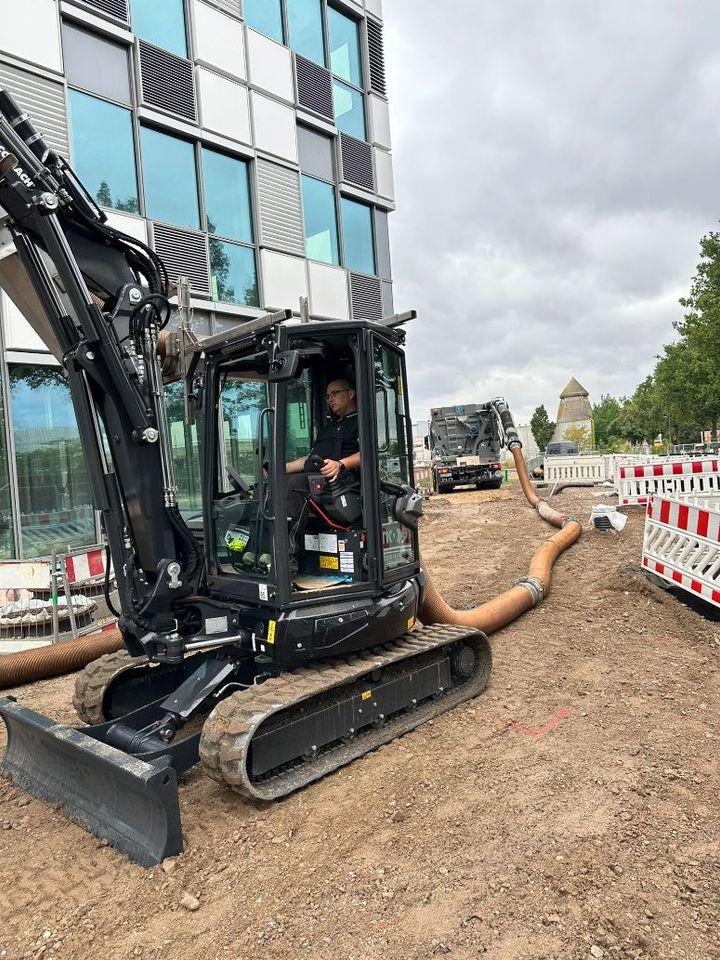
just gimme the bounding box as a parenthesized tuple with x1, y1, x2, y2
(559, 377, 588, 399)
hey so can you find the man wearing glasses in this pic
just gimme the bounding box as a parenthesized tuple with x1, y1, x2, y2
(285, 378, 361, 565)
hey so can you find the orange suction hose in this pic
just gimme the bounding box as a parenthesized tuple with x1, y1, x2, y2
(0, 629, 124, 690)
(419, 404, 582, 632)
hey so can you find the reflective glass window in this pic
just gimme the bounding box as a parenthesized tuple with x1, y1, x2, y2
(287, 0, 325, 65)
(131, 0, 187, 57)
(201, 148, 253, 244)
(164, 383, 202, 519)
(333, 80, 366, 140)
(341, 197, 375, 274)
(0, 387, 13, 559)
(328, 8, 362, 87)
(244, 0, 284, 43)
(9, 365, 95, 557)
(68, 91, 139, 213)
(301, 175, 339, 265)
(209, 239, 259, 306)
(140, 127, 199, 229)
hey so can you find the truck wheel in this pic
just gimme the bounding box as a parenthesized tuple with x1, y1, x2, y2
(489, 480, 502, 490)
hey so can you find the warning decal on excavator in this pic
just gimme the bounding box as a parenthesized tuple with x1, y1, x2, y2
(319, 555, 339, 570)
(407, 617, 415, 631)
(267, 620, 276, 644)
(361, 690, 372, 701)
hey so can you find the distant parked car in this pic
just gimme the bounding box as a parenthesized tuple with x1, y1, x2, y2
(545, 441, 579, 456)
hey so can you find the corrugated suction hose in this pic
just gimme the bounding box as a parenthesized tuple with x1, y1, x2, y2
(0, 629, 124, 690)
(419, 403, 582, 632)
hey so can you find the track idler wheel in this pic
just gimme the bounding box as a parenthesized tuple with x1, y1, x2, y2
(450, 642, 476, 680)
(73, 649, 146, 724)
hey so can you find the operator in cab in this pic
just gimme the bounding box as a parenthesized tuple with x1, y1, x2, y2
(285, 378, 361, 558)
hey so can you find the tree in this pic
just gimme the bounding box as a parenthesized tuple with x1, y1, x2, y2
(530, 405, 555, 451)
(563, 424, 592, 449)
(592, 394, 624, 448)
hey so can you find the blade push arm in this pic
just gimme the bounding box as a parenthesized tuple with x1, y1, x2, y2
(0, 91, 200, 656)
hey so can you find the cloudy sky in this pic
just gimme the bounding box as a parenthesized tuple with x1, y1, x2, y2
(383, 1, 720, 424)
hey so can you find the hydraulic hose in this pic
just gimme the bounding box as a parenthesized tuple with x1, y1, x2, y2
(0, 629, 124, 690)
(419, 400, 582, 632)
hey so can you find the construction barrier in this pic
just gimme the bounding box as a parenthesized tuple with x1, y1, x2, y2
(642, 494, 720, 608)
(543, 455, 608, 484)
(542, 453, 666, 486)
(0, 544, 114, 654)
(616, 458, 720, 506)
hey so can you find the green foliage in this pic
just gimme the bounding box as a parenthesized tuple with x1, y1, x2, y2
(592, 394, 624, 447)
(563, 424, 592, 449)
(529, 405, 555, 451)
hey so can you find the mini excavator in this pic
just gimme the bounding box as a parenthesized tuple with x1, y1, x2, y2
(0, 92, 493, 865)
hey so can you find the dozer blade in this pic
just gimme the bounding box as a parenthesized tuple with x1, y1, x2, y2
(0, 696, 182, 867)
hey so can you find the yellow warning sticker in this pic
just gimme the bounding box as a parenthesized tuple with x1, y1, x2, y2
(407, 617, 415, 631)
(361, 690, 372, 701)
(267, 620, 276, 644)
(319, 555, 339, 570)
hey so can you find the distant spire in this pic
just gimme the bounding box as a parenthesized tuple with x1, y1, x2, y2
(559, 377, 588, 399)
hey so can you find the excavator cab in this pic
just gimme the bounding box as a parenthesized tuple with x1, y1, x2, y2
(201, 320, 420, 611)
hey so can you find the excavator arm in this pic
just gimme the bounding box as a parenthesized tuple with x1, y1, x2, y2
(0, 89, 200, 656)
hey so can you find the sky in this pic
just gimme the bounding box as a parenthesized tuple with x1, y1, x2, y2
(383, 1, 720, 425)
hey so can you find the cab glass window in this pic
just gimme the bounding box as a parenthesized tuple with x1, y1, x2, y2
(213, 374, 271, 579)
(374, 344, 415, 571)
(286, 371, 312, 461)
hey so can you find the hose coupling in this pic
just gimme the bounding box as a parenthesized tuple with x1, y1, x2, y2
(512, 575, 545, 605)
(507, 439, 523, 450)
(561, 514, 580, 528)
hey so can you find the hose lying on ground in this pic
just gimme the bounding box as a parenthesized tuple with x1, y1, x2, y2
(0, 629, 124, 690)
(420, 399, 582, 632)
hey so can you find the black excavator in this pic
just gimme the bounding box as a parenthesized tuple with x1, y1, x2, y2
(0, 91, 492, 865)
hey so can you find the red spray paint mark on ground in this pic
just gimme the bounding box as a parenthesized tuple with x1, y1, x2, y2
(507, 706, 570, 737)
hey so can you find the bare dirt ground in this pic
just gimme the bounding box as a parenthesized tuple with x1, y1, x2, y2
(1, 484, 719, 960)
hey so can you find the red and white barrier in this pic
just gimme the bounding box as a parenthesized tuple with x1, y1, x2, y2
(64, 548, 107, 584)
(616, 457, 720, 506)
(642, 494, 720, 607)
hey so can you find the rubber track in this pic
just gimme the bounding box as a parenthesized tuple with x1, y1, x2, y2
(199, 623, 491, 801)
(72, 650, 146, 724)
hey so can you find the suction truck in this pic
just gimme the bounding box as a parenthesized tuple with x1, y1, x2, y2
(430, 403, 504, 493)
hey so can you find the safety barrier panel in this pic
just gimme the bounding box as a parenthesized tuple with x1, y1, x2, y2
(0, 544, 113, 653)
(642, 494, 720, 608)
(543, 455, 608, 483)
(615, 458, 720, 506)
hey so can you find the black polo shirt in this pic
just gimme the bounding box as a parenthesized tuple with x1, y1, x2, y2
(311, 411, 359, 462)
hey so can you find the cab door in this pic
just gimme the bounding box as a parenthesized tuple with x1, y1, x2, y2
(371, 335, 418, 581)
